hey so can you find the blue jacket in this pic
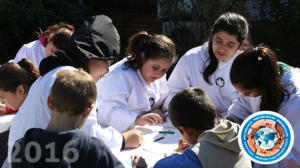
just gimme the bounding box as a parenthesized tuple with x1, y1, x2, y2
(154, 149, 202, 168)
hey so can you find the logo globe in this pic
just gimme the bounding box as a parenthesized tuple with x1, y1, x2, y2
(238, 111, 294, 164)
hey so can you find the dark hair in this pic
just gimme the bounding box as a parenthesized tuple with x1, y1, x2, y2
(203, 12, 249, 84)
(126, 30, 148, 56)
(168, 88, 216, 131)
(230, 46, 290, 111)
(124, 32, 176, 70)
(49, 28, 73, 50)
(49, 69, 97, 116)
(36, 22, 74, 46)
(0, 58, 40, 92)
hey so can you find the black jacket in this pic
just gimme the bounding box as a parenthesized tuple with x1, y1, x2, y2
(39, 15, 120, 76)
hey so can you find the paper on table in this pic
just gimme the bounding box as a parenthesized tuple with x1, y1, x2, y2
(115, 118, 181, 167)
(113, 152, 132, 168)
(136, 118, 181, 165)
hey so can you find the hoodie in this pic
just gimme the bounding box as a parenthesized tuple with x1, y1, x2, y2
(39, 15, 120, 76)
(190, 120, 252, 168)
(12, 128, 124, 168)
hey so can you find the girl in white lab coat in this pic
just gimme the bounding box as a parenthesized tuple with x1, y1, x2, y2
(12, 23, 74, 67)
(98, 32, 176, 132)
(227, 46, 300, 168)
(5, 15, 143, 167)
(165, 12, 250, 118)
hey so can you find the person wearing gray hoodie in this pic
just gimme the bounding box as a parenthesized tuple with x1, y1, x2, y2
(154, 88, 252, 168)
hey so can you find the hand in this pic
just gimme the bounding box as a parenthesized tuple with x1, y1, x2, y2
(131, 155, 147, 168)
(123, 129, 144, 149)
(135, 113, 163, 126)
(178, 139, 189, 152)
(152, 109, 166, 122)
(131, 155, 140, 167)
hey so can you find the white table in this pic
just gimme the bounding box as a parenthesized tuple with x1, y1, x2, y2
(114, 118, 181, 168)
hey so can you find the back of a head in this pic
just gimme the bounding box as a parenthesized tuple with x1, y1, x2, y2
(50, 28, 73, 50)
(168, 88, 216, 131)
(38, 22, 74, 38)
(230, 46, 278, 90)
(0, 58, 39, 92)
(67, 15, 120, 67)
(230, 46, 283, 111)
(49, 69, 97, 116)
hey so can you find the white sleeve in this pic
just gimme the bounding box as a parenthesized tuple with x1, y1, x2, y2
(97, 74, 138, 132)
(227, 94, 255, 124)
(81, 107, 123, 151)
(163, 57, 191, 110)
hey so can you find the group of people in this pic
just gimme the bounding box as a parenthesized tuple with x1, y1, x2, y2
(0, 12, 298, 168)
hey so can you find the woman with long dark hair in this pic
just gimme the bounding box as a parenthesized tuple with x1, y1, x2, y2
(227, 45, 300, 167)
(165, 12, 250, 118)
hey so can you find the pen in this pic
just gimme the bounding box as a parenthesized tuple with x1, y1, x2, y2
(154, 136, 165, 142)
(159, 130, 174, 134)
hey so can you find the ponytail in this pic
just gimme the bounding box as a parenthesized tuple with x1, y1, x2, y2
(125, 32, 176, 70)
(230, 46, 289, 111)
(125, 33, 152, 70)
(18, 59, 40, 91)
(0, 59, 39, 92)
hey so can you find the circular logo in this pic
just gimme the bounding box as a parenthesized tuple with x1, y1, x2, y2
(215, 77, 225, 87)
(238, 111, 294, 164)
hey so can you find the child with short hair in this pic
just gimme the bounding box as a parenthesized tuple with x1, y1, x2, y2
(12, 22, 74, 67)
(11, 69, 124, 168)
(154, 88, 251, 168)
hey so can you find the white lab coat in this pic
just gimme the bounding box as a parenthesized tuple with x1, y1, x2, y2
(165, 43, 240, 117)
(228, 68, 300, 168)
(12, 40, 45, 68)
(97, 58, 169, 132)
(6, 66, 123, 166)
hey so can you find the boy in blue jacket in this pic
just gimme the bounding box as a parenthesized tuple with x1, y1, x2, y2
(154, 88, 251, 168)
(12, 69, 124, 168)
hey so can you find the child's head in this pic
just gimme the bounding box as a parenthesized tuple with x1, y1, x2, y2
(169, 88, 216, 145)
(230, 45, 286, 111)
(204, 12, 249, 84)
(125, 32, 176, 83)
(67, 15, 120, 82)
(37, 22, 74, 39)
(48, 69, 97, 128)
(45, 28, 73, 57)
(0, 59, 39, 110)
